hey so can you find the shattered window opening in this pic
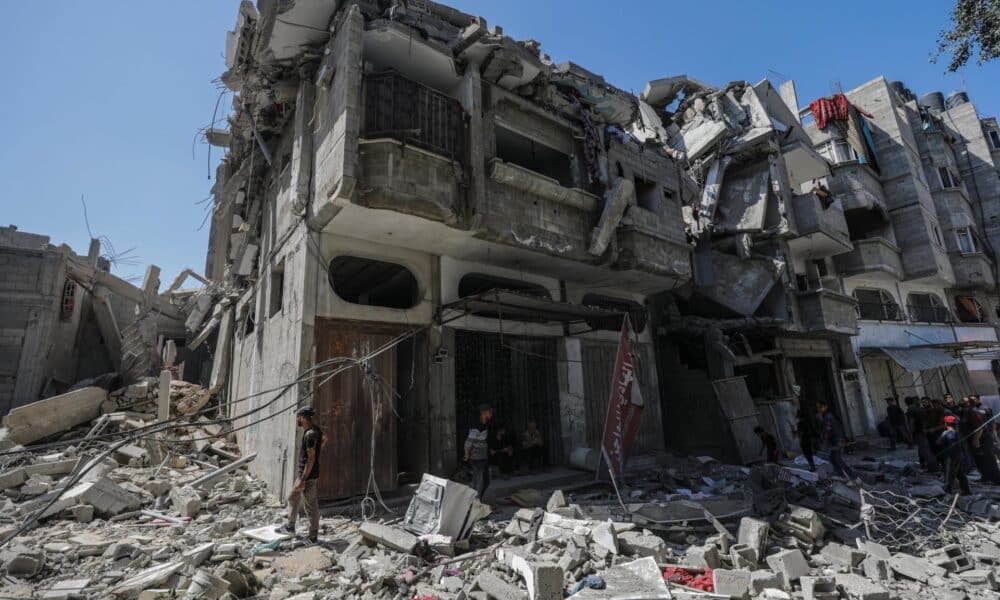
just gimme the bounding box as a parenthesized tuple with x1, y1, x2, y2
(581, 294, 646, 332)
(988, 129, 1000, 150)
(268, 258, 285, 319)
(634, 176, 660, 213)
(956, 227, 981, 254)
(854, 288, 903, 321)
(955, 295, 985, 323)
(59, 280, 75, 321)
(907, 292, 951, 323)
(938, 166, 960, 189)
(494, 125, 574, 187)
(329, 256, 419, 310)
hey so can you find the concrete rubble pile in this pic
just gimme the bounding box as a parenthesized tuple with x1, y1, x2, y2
(3, 389, 1000, 599)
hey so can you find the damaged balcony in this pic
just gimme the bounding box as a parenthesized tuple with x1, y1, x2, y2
(827, 162, 887, 212)
(787, 193, 852, 259)
(614, 206, 692, 281)
(952, 252, 996, 290)
(796, 289, 859, 335)
(357, 71, 467, 224)
(834, 238, 905, 279)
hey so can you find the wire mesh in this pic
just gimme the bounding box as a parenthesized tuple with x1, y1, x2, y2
(860, 488, 968, 553)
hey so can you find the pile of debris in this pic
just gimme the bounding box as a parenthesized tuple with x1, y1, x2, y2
(4, 382, 1000, 599)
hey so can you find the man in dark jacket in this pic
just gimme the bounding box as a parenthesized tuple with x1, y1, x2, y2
(885, 397, 911, 450)
(906, 397, 937, 471)
(819, 402, 859, 482)
(939, 415, 971, 495)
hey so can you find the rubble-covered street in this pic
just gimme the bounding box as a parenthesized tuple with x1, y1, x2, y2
(6, 381, 1000, 599)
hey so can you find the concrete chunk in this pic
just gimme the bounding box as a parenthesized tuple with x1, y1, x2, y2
(0, 467, 27, 490)
(713, 568, 751, 598)
(618, 530, 669, 562)
(360, 522, 418, 554)
(545, 490, 566, 512)
(835, 573, 890, 600)
(801, 576, 838, 600)
(821, 542, 866, 568)
(737, 517, 769, 558)
(861, 555, 891, 581)
(750, 570, 786, 594)
(888, 553, 947, 582)
(169, 485, 202, 518)
(3, 387, 106, 444)
(766, 549, 810, 582)
(476, 571, 526, 600)
(685, 544, 722, 569)
(61, 477, 142, 518)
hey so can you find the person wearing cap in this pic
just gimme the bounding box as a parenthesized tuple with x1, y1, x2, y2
(280, 406, 326, 542)
(938, 414, 971, 495)
(464, 404, 493, 499)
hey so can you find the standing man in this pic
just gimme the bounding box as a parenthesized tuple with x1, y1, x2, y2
(967, 396, 1000, 484)
(906, 397, 937, 472)
(885, 397, 911, 450)
(792, 408, 817, 471)
(280, 406, 326, 542)
(818, 402, 860, 483)
(754, 426, 780, 464)
(464, 404, 493, 500)
(938, 415, 971, 495)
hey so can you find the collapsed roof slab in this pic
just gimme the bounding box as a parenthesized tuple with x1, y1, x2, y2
(364, 22, 463, 95)
(696, 252, 785, 316)
(641, 75, 714, 107)
(258, 0, 338, 62)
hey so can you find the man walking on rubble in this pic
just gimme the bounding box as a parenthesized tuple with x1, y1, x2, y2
(279, 406, 326, 542)
(939, 415, 972, 495)
(464, 404, 493, 500)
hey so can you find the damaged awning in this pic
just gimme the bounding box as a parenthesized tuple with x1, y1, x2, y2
(440, 289, 624, 326)
(879, 347, 962, 372)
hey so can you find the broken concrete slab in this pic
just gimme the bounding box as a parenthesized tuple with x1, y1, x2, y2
(571, 557, 668, 599)
(360, 521, 418, 554)
(713, 568, 751, 598)
(888, 553, 947, 582)
(835, 573, 890, 600)
(801, 576, 838, 600)
(3, 387, 106, 445)
(60, 477, 142, 518)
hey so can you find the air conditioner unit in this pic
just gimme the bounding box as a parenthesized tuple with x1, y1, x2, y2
(402, 474, 487, 541)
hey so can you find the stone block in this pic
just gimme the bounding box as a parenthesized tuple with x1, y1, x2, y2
(713, 568, 751, 598)
(3, 387, 106, 445)
(476, 571, 526, 600)
(169, 485, 202, 518)
(4, 552, 44, 577)
(801, 576, 838, 600)
(738, 517, 769, 557)
(750, 570, 785, 594)
(835, 573, 890, 600)
(685, 544, 722, 569)
(766, 549, 810, 581)
(888, 553, 947, 582)
(924, 544, 973, 573)
(62, 477, 142, 517)
(359, 522, 418, 554)
(821, 542, 866, 568)
(861, 555, 891, 581)
(618, 530, 669, 562)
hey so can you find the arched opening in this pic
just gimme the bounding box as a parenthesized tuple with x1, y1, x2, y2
(328, 256, 419, 309)
(581, 294, 646, 332)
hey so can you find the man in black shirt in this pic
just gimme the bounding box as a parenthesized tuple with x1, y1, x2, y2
(939, 415, 971, 495)
(280, 406, 326, 542)
(885, 397, 911, 450)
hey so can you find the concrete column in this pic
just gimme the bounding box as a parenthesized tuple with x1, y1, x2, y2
(158, 369, 171, 422)
(560, 338, 587, 456)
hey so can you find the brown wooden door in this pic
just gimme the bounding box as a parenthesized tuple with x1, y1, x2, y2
(314, 319, 399, 501)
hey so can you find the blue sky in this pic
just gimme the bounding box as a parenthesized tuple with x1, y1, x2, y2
(3, 1, 998, 284)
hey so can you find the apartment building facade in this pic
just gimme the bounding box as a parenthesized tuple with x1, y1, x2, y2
(804, 77, 1000, 430)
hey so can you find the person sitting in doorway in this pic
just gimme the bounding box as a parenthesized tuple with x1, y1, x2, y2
(489, 425, 515, 478)
(521, 421, 544, 471)
(754, 426, 780, 464)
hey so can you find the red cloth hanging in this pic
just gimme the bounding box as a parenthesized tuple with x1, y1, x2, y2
(809, 93, 850, 129)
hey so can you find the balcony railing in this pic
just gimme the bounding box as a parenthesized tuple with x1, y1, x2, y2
(906, 304, 953, 324)
(856, 302, 905, 322)
(362, 71, 465, 162)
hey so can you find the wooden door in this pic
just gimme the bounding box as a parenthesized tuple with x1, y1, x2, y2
(313, 319, 398, 501)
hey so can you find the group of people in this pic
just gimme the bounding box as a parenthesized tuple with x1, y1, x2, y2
(463, 404, 546, 499)
(884, 394, 1000, 495)
(769, 402, 861, 483)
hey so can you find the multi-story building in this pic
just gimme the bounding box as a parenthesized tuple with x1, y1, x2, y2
(204, 1, 1000, 495)
(804, 77, 1000, 430)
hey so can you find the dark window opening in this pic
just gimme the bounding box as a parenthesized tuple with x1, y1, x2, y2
(268, 259, 285, 318)
(955, 296, 985, 323)
(854, 288, 903, 321)
(907, 292, 951, 323)
(240, 304, 255, 337)
(663, 187, 676, 204)
(938, 166, 960, 189)
(581, 294, 646, 332)
(362, 71, 465, 161)
(60, 280, 76, 321)
(989, 130, 1000, 150)
(844, 208, 890, 241)
(458, 273, 551, 300)
(795, 274, 809, 293)
(634, 176, 659, 212)
(813, 259, 829, 278)
(329, 256, 419, 309)
(495, 125, 573, 187)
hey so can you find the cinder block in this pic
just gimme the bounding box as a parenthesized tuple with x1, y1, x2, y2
(750, 570, 785, 595)
(800, 576, 838, 600)
(713, 569, 751, 599)
(835, 573, 890, 600)
(925, 544, 973, 573)
(766, 549, 810, 582)
(821, 542, 866, 568)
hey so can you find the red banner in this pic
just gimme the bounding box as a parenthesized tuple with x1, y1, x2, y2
(600, 317, 644, 479)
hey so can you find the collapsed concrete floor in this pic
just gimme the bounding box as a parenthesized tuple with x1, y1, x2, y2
(2, 387, 1000, 599)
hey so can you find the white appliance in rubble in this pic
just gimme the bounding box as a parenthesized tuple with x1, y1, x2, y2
(402, 474, 483, 540)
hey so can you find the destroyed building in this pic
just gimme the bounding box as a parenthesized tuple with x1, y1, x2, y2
(802, 77, 1000, 432)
